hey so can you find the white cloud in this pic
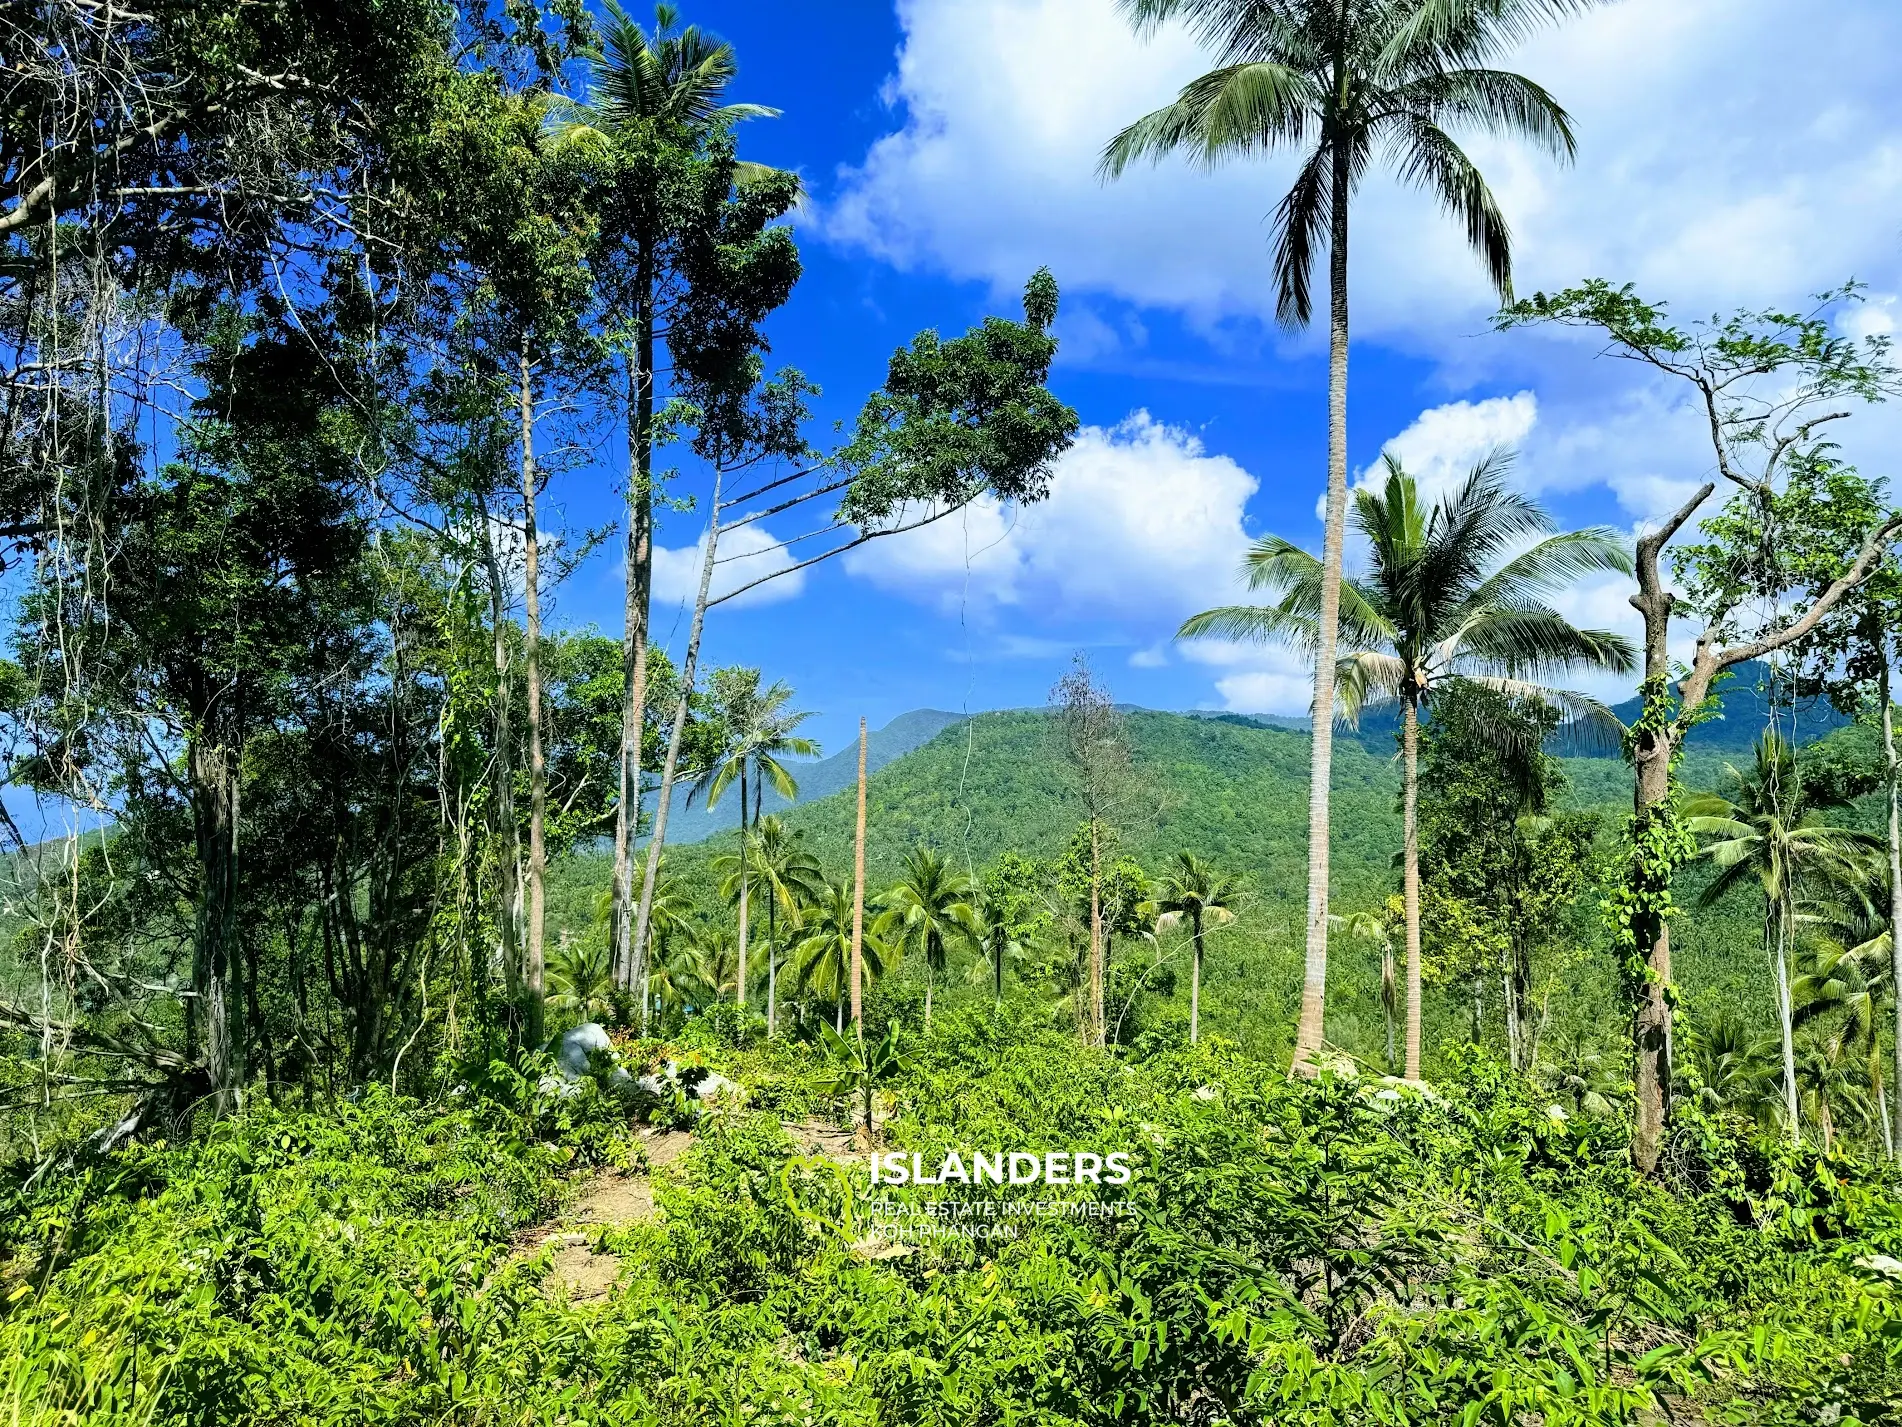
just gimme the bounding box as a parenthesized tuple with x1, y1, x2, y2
(1376, 392, 1539, 503)
(824, 0, 1902, 348)
(652, 523, 807, 609)
(845, 410, 1256, 622)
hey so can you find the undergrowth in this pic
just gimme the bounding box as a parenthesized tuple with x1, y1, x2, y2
(3, 1011, 1900, 1424)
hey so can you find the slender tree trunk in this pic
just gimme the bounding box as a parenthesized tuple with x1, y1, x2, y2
(1190, 908, 1203, 1046)
(1883, 646, 1902, 1161)
(1093, 851, 1107, 1047)
(477, 507, 524, 1028)
(767, 789, 780, 1039)
(519, 351, 546, 1048)
(190, 738, 241, 1113)
(925, 964, 934, 1027)
(1382, 948, 1396, 1071)
(632, 469, 722, 1017)
(1773, 895, 1800, 1143)
(1403, 699, 1423, 1080)
(1293, 145, 1353, 1073)
(738, 764, 751, 1014)
(613, 260, 657, 994)
(852, 718, 867, 1033)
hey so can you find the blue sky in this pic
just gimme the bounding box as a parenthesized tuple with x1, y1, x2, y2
(538, 0, 1902, 762)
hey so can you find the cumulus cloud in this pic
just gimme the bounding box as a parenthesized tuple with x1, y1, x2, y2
(1377, 392, 1539, 502)
(824, 0, 1902, 347)
(845, 410, 1257, 623)
(652, 524, 807, 609)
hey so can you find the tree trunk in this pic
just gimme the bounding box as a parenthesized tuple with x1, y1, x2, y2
(519, 351, 547, 1049)
(1190, 908, 1202, 1046)
(612, 259, 657, 994)
(1626, 483, 1712, 1174)
(631, 468, 722, 1017)
(1773, 895, 1800, 1143)
(852, 718, 867, 1032)
(1090, 819, 1104, 1049)
(1403, 698, 1423, 1080)
(189, 738, 241, 1114)
(1884, 646, 1902, 1161)
(925, 965, 934, 1028)
(480, 506, 523, 1034)
(737, 764, 751, 1014)
(767, 791, 780, 1039)
(1293, 144, 1352, 1074)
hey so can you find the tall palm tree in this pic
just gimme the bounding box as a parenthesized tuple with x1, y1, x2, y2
(1183, 455, 1633, 1079)
(1153, 852, 1240, 1046)
(1684, 730, 1882, 1142)
(876, 848, 979, 1027)
(552, 1, 779, 995)
(1102, 0, 1594, 1073)
(796, 877, 893, 1031)
(689, 921, 740, 1003)
(692, 669, 820, 1017)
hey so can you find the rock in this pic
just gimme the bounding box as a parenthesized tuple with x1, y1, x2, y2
(548, 1023, 632, 1090)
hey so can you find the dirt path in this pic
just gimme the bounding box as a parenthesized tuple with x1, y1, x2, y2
(516, 1127, 693, 1303)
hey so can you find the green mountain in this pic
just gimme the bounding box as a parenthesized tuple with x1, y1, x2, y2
(657, 708, 964, 845)
(553, 706, 1852, 1067)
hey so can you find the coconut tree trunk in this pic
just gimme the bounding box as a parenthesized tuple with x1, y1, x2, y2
(1403, 699, 1423, 1080)
(852, 717, 867, 1032)
(632, 468, 722, 1024)
(1190, 907, 1203, 1046)
(519, 351, 547, 1048)
(1773, 894, 1800, 1143)
(612, 266, 657, 994)
(1293, 145, 1353, 1074)
(737, 763, 751, 1014)
(1883, 647, 1902, 1161)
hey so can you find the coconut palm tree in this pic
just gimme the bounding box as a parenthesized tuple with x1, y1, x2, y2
(1183, 455, 1633, 1079)
(546, 934, 616, 1029)
(1793, 910, 1895, 1154)
(714, 813, 824, 1035)
(1103, 0, 1595, 1073)
(692, 669, 820, 1016)
(876, 848, 979, 1027)
(1683, 730, 1882, 1143)
(1678, 1011, 1780, 1130)
(1153, 852, 1240, 1046)
(1331, 899, 1401, 1070)
(689, 921, 740, 1003)
(551, 2, 779, 992)
(795, 877, 893, 1030)
(970, 889, 1030, 1006)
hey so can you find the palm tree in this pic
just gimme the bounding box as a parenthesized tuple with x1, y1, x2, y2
(752, 815, 827, 1035)
(970, 889, 1029, 1006)
(1331, 899, 1401, 1070)
(1102, 0, 1593, 1073)
(876, 848, 978, 1027)
(1683, 730, 1882, 1143)
(692, 669, 820, 1017)
(1793, 914, 1895, 1154)
(689, 921, 740, 1003)
(546, 934, 616, 1029)
(552, 2, 779, 994)
(1153, 852, 1240, 1046)
(796, 877, 893, 1030)
(1183, 455, 1633, 1079)
(1679, 1011, 1780, 1130)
